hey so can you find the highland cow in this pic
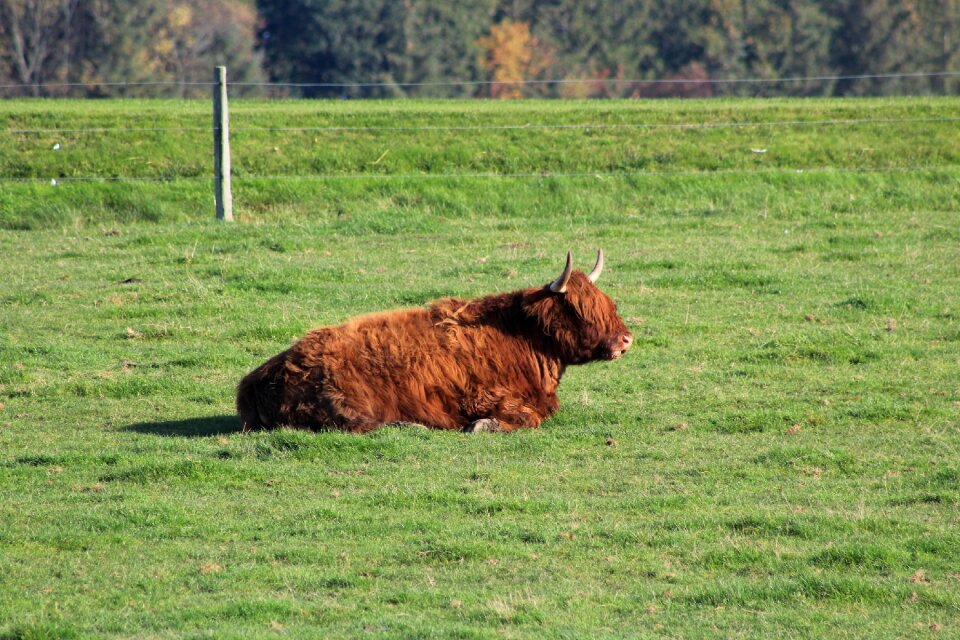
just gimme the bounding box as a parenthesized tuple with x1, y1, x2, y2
(237, 250, 632, 433)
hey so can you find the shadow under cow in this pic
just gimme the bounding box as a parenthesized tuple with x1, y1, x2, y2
(123, 415, 243, 437)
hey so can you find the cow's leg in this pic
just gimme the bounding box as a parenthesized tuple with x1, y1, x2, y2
(465, 413, 537, 433)
(465, 418, 502, 433)
(463, 388, 550, 433)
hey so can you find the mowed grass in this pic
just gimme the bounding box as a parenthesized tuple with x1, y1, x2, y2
(0, 97, 959, 638)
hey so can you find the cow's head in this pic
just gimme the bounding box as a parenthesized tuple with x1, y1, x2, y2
(524, 250, 633, 364)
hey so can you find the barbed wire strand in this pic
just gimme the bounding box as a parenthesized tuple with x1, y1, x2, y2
(232, 116, 960, 133)
(0, 70, 957, 91)
(233, 166, 960, 180)
(6, 116, 959, 136)
(234, 71, 960, 88)
(0, 176, 212, 184)
(0, 81, 216, 89)
(5, 126, 211, 134)
(3, 165, 957, 185)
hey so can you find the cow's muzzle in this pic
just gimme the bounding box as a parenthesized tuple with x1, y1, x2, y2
(607, 333, 633, 360)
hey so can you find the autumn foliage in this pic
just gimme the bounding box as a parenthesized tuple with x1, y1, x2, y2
(2, 1, 960, 97)
(476, 20, 552, 99)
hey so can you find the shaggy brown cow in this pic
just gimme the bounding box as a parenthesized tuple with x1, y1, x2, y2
(236, 250, 632, 433)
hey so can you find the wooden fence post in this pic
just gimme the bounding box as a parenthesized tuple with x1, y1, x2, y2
(213, 66, 233, 221)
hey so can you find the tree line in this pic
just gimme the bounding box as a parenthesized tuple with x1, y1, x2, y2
(2, 0, 958, 98)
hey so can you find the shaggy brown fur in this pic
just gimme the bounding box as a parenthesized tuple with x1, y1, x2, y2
(237, 260, 632, 433)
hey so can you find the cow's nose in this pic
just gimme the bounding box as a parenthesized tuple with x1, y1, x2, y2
(621, 334, 633, 350)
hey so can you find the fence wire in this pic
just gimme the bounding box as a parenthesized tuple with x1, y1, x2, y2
(233, 70, 960, 89)
(3, 165, 958, 185)
(235, 165, 960, 180)
(6, 116, 959, 137)
(3, 70, 958, 91)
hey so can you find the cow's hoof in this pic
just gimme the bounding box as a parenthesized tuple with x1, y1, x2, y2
(466, 418, 501, 433)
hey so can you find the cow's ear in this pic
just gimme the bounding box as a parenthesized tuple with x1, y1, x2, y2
(549, 251, 573, 294)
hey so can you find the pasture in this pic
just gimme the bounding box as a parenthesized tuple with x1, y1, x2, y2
(1, 97, 959, 638)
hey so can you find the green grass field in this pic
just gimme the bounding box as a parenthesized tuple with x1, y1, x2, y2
(1, 97, 959, 638)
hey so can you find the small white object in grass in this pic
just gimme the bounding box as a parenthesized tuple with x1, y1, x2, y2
(751, 148, 767, 153)
(50, 178, 58, 186)
(52, 143, 61, 151)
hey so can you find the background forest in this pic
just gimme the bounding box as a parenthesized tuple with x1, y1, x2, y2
(1, 0, 959, 97)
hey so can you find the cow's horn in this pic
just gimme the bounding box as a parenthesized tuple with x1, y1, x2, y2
(549, 251, 574, 293)
(587, 248, 604, 283)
